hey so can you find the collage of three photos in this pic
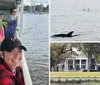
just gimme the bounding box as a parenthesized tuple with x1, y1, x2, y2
(0, 0, 100, 85)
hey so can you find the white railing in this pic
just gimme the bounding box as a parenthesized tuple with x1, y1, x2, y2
(16, 32, 33, 85)
(17, 0, 33, 85)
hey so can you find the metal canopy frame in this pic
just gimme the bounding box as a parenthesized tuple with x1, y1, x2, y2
(0, 0, 16, 10)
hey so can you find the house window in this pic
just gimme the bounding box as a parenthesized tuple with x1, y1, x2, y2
(68, 60, 73, 70)
(81, 60, 86, 64)
(81, 65, 86, 70)
(91, 59, 96, 70)
(75, 60, 80, 70)
(75, 65, 80, 70)
(68, 65, 73, 70)
(62, 65, 65, 71)
(68, 60, 73, 64)
(75, 60, 80, 64)
(91, 65, 95, 70)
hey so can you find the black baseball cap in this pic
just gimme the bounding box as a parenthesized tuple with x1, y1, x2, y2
(1, 37, 27, 51)
(0, 11, 4, 15)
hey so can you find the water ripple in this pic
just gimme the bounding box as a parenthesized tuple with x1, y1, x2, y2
(22, 14, 49, 85)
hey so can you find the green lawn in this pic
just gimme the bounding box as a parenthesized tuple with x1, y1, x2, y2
(50, 82, 100, 85)
(50, 72, 100, 77)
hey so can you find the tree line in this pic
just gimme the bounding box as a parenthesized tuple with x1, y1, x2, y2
(50, 43, 100, 71)
(24, 4, 49, 14)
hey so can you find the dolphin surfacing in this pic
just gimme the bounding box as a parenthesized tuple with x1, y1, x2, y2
(52, 31, 74, 37)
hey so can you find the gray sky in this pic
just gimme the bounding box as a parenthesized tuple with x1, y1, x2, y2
(24, 0, 48, 5)
(31, 0, 48, 3)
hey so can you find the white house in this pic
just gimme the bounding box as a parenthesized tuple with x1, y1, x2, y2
(56, 56, 88, 72)
(51, 47, 99, 72)
(56, 55, 100, 72)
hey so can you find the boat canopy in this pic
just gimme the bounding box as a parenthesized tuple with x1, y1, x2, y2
(0, 0, 18, 10)
(0, 0, 20, 21)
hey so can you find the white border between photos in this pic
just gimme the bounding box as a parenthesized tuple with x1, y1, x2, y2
(50, 41, 100, 43)
(49, 0, 50, 84)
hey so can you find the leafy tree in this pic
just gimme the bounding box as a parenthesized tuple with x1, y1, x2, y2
(50, 43, 77, 71)
(82, 43, 100, 71)
(24, 5, 30, 12)
(50, 43, 100, 72)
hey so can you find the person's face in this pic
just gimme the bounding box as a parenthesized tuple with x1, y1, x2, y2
(0, 14, 3, 20)
(3, 47, 22, 70)
(11, 9, 17, 16)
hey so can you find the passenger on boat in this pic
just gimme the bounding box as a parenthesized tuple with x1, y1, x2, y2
(0, 11, 5, 46)
(0, 37, 27, 85)
(5, 7, 18, 38)
(10, 7, 18, 21)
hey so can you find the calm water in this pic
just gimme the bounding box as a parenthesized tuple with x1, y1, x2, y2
(50, 0, 100, 41)
(21, 14, 49, 85)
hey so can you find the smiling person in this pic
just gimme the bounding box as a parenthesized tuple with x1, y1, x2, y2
(0, 37, 27, 85)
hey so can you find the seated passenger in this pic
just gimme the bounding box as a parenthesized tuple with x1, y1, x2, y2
(0, 37, 26, 85)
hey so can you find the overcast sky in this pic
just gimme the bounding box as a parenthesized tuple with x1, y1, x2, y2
(32, 0, 48, 3)
(24, 0, 48, 5)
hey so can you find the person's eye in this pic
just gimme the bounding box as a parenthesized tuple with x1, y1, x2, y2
(12, 51, 15, 54)
(19, 50, 22, 53)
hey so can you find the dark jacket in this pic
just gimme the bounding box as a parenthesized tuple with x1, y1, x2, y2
(5, 20, 17, 38)
(0, 57, 25, 85)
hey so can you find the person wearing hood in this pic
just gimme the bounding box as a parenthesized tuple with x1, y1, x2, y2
(0, 37, 27, 85)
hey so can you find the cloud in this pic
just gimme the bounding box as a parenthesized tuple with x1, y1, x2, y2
(31, 0, 48, 4)
(24, 0, 31, 5)
(24, 0, 48, 6)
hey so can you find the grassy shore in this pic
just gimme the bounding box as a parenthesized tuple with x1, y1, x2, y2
(50, 72, 100, 85)
(51, 82, 100, 85)
(50, 72, 100, 77)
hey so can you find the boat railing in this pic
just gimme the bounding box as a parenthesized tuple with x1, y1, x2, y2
(16, 16, 33, 85)
(16, 0, 33, 85)
(16, 31, 33, 85)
